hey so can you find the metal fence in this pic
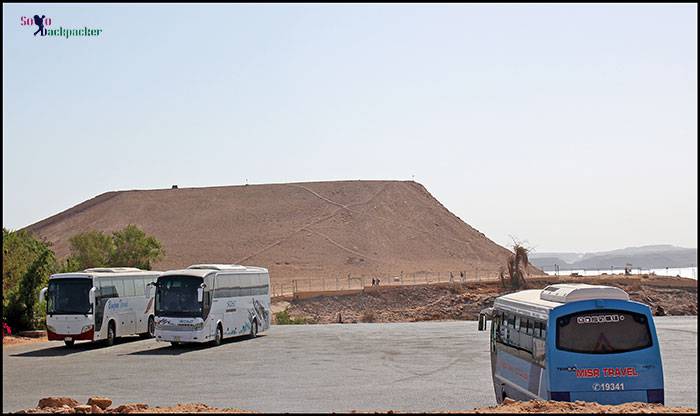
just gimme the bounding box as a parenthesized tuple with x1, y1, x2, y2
(270, 270, 504, 298)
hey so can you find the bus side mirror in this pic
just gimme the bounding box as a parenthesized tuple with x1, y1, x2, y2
(89, 287, 96, 305)
(478, 313, 486, 331)
(197, 287, 203, 303)
(146, 282, 156, 297)
(39, 287, 48, 303)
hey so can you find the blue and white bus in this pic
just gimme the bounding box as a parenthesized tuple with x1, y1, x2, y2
(478, 283, 664, 405)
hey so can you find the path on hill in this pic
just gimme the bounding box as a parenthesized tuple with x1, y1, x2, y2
(236, 184, 389, 264)
(286, 183, 488, 264)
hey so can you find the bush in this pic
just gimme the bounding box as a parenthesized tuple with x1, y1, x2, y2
(274, 310, 307, 325)
(360, 310, 376, 323)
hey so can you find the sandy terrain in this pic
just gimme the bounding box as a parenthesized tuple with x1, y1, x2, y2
(13, 397, 696, 413)
(466, 398, 696, 413)
(2, 335, 48, 346)
(281, 274, 697, 324)
(23, 180, 540, 282)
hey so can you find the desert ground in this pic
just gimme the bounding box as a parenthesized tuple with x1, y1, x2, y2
(277, 274, 697, 324)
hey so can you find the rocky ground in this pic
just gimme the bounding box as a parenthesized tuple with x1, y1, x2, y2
(13, 397, 696, 413)
(467, 398, 696, 413)
(2, 335, 48, 346)
(14, 397, 249, 414)
(279, 275, 697, 324)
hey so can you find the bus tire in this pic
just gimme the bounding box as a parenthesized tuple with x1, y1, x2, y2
(140, 316, 155, 338)
(64, 340, 75, 347)
(105, 321, 116, 347)
(213, 324, 223, 346)
(249, 320, 258, 339)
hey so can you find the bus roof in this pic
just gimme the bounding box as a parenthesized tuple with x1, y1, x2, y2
(493, 284, 630, 320)
(160, 264, 268, 278)
(187, 264, 267, 273)
(50, 268, 161, 279)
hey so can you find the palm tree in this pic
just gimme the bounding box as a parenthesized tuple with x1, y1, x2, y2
(503, 242, 530, 290)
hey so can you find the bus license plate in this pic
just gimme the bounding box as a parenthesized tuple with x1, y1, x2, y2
(593, 382, 625, 391)
(174, 336, 181, 342)
(65, 337, 72, 341)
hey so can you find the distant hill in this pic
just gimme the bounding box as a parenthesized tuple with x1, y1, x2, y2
(531, 245, 697, 271)
(23, 180, 542, 284)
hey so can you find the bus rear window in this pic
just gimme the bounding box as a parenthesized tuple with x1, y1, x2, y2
(556, 309, 652, 354)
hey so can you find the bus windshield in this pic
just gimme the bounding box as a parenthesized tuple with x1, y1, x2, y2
(47, 278, 93, 315)
(556, 309, 652, 354)
(155, 276, 203, 318)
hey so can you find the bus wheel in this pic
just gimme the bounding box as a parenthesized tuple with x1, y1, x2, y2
(147, 316, 155, 337)
(213, 325, 223, 346)
(249, 320, 258, 339)
(64, 340, 75, 347)
(106, 322, 116, 346)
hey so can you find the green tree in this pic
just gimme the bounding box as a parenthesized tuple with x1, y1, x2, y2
(109, 224, 164, 270)
(2, 228, 52, 295)
(2, 229, 57, 330)
(67, 230, 114, 269)
(65, 225, 164, 271)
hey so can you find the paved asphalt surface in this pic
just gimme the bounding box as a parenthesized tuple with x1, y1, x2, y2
(3, 317, 697, 413)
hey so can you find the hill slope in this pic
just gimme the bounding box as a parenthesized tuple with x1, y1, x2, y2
(24, 180, 537, 283)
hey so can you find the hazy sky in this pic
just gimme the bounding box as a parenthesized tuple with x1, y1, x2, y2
(3, 4, 697, 253)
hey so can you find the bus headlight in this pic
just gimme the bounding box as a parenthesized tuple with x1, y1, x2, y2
(193, 322, 204, 331)
(81, 325, 93, 333)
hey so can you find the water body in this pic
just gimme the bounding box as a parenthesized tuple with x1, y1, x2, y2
(546, 267, 697, 280)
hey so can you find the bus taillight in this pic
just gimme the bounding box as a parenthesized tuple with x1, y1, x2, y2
(646, 389, 664, 404)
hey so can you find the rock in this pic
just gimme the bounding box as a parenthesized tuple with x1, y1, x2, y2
(38, 397, 80, 409)
(74, 405, 92, 413)
(110, 403, 149, 413)
(90, 405, 104, 414)
(502, 397, 516, 405)
(87, 397, 112, 410)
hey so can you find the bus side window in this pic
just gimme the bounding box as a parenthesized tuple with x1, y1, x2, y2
(123, 279, 136, 297)
(541, 323, 547, 340)
(134, 279, 145, 296)
(112, 279, 124, 298)
(515, 316, 521, 331)
(526, 319, 533, 335)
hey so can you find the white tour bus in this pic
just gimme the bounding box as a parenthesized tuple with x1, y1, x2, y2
(153, 264, 271, 346)
(39, 268, 161, 347)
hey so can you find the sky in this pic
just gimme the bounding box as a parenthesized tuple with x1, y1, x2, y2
(3, 4, 697, 253)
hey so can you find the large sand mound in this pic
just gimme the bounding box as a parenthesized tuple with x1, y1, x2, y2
(24, 180, 539, 284)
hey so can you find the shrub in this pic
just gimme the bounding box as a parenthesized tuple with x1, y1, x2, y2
(360, 310, 376, 323)
(274, 310, 307, 325)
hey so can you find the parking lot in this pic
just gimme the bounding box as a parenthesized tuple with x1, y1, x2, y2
(3, 317, 697, 413)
